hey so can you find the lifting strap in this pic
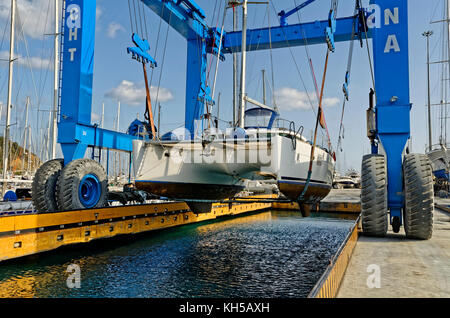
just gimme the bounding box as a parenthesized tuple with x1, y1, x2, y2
(297, 0, 338, 203)
(336, 0, 360, 153)
(143, 63, 157, 139)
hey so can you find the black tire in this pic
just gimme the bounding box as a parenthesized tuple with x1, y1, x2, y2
(32, 159, 64, 213)
(403, 154, 434, 240)
(57, 159, 108, 211)
(361, 154, 388, 237)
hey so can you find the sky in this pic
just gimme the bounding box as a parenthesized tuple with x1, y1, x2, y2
(0, 0, 447, 173)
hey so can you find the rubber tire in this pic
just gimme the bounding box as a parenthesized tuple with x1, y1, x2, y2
(361, 154, 388, 237)
(32, 159, 64, 213)
(403, 154, 434, 240)
(57, 159, 108, 211)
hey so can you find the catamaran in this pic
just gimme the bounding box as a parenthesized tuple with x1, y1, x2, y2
(132, 0, 335, 204)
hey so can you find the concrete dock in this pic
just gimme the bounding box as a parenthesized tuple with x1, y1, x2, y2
(338, 198, 450, 298)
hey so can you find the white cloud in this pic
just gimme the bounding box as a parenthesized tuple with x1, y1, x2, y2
(0, 51, 52, 69)
(105, 80, 174, 106)
(274, 87, 339, 111)
(107, 22, 125, 39)
(0, 0, 58, 39)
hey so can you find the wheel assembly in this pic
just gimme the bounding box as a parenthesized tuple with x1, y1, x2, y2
(57, 159, 109, 211)
(31, 159, 64, 213)
(403, 154, 434, 240)
(361, 154, 388, 237)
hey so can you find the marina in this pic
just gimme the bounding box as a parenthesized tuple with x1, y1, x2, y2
(0, 0, 448, 304)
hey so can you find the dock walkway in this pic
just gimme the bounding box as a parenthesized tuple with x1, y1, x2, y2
(338, 199, 450, 298)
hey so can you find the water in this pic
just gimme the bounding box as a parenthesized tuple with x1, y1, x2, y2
(0, 211, 354, 298)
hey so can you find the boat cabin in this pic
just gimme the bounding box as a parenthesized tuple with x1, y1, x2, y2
(244, 107, 279, 130)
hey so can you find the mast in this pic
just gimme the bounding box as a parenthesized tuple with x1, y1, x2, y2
(238, 0, 248, 128)
(446, 0, 450, 145)
(21, 97, 30, 174)
(262, 69, 266, 105)
(101, 102, 105, 129)
(232, 2, 238, 127)
(423, 30, 433, 152)
(46, 111, 52, 162)
(27, 125, 31, 174)
(2, 0, 16, 195)
(51, 0, 60, 160)
(158, 103, 161, 138)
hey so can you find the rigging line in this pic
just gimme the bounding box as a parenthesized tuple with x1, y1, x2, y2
(268, 1, 317, 115)
(0, 6, 10, 54)
(37, 0, 52, 102)
(149, 6, 164, 86)
(154, 9, 172, 115)
(127, 0, 135, 34)
(336, 3, 358, 153)
(136, 0, 145, 39)
(293, 0, 320, 103)
(142, 0, 149, 41)
(359, 0, 376, 102)
(210, 0, 219, 27)
(243, 5, 268, 96)
(268, 0, 326, 139)
(16, 9, 40, 109)
(266, 2, 277, 110)
(211, 6, 228, 101)
(131, 0, 140, 37)
(206, 0, 224, 84)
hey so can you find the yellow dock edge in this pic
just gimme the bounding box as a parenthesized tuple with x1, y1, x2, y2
(307, 217, 360, 298)
(0, 195, 275, 263)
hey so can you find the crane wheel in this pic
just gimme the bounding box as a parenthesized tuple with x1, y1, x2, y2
(31, 159, 64, 213)
(361, 154, 388, 237)
(403, 154, 434, 240)
(57, 159, 108, 211)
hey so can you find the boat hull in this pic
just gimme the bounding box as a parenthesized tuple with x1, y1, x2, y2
(278, 179, 332, 203)
(132, 138, 271, 200)
(135, 181, 244, 200)
(132, 131, 335, 203)
(258, 133, 334, 203)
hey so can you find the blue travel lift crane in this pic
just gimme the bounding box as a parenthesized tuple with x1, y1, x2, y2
(31, 0, 433, 240)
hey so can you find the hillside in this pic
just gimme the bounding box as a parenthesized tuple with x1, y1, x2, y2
(0, 136, 41, 174)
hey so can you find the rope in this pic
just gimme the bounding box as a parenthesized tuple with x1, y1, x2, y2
(267, 3, 277, 111)
(298, 0, 339, 202)
(358, 0, 376, 102)
(127, 0, 134, 34)
(336, 2, 359, 154)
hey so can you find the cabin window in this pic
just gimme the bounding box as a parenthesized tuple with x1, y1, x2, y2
(244, 108, 277, 129)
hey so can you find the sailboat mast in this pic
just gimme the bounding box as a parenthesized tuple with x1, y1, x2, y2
(232, 3, 238, 127)
(21, 97, 30, 174)
(423, 30, 433, 152)
(238, 0, 248, 129)
(262, 69, 267, 105)
(2, 0, 16, 195)
(51, 0, 60, 160)
(446, 0, 450, 145)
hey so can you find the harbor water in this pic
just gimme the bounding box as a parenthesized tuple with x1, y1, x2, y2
(0, 211, 354, 298)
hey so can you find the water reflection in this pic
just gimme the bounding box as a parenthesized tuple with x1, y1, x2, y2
(0, 211, 353, 298)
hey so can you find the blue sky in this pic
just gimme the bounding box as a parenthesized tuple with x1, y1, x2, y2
(0, 0, 447, 172)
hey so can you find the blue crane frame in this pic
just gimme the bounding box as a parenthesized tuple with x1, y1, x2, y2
(58, 0, 410, 226)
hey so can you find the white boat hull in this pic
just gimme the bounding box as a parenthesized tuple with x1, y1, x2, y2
(132, 130, 335, 202)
